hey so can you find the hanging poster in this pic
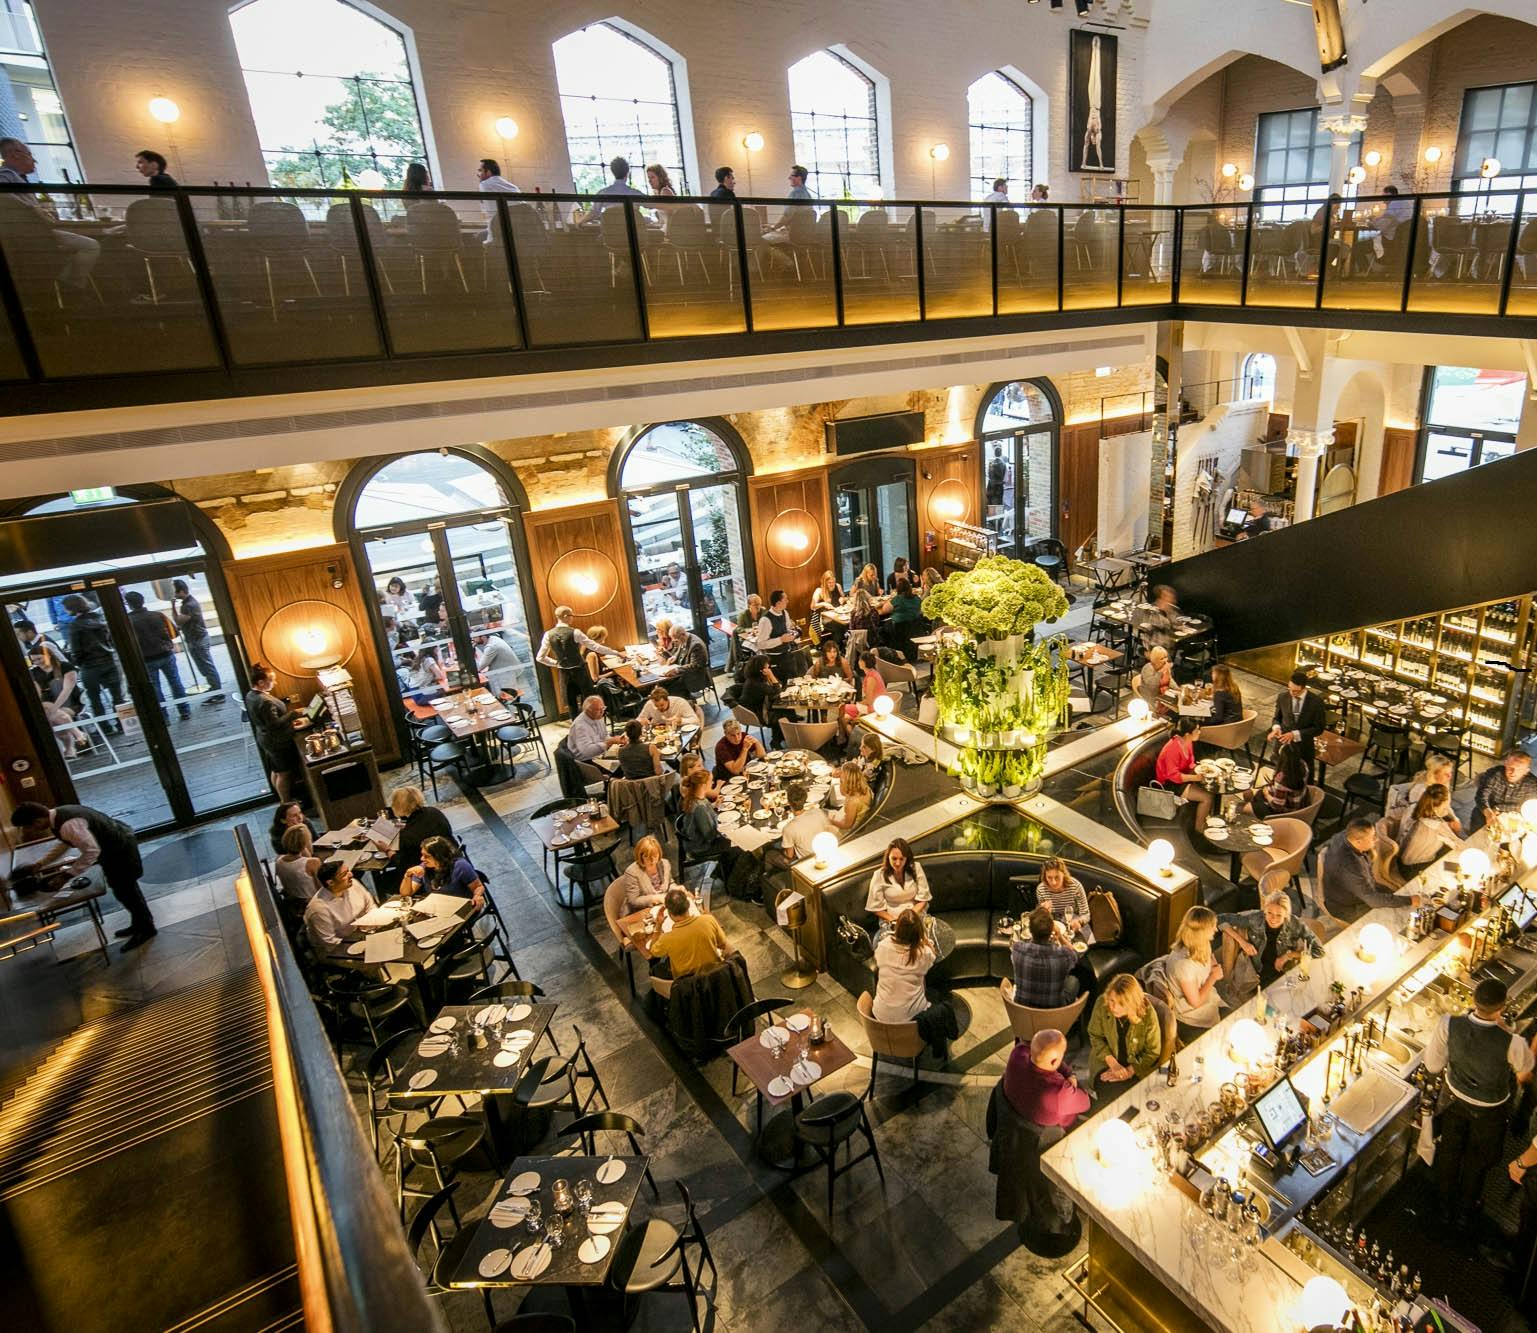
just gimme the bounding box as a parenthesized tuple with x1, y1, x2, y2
(1069, 29, 1117, 173)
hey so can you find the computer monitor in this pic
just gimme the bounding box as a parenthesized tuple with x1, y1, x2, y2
(1225, 506, 1248, 527)
(1252, 1075, 1308, 1152)
(304, 693, 328, 724)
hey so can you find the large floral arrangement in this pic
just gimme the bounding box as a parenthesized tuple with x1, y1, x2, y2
(920, 556, 1069, 641)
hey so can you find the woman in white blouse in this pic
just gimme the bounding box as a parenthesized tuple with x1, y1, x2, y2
(872, 909, 937, 1023)
(382, 576, 416, 617)
(865, 837, 930, 922)
(1396, 783, 1463, 879)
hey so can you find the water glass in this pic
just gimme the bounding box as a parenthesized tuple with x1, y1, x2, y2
(523, 1198, 543, 1236)
(575, 1179, 595, 1214)
(545, 1215, 566, 1250)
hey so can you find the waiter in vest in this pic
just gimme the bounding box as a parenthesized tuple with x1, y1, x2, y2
(10, 800, 158, 951)
(535, 605, 621, 718)
(754, 589, 806, 676)
(1425, 977, 1534, 1225)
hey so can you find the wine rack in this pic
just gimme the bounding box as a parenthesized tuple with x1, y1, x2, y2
(1296, 595, 1533, 757)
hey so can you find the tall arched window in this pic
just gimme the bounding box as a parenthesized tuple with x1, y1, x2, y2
(0, 2, 80, 184)
(229, 0, 431, 188)
(340, 448, 543, 717)
(1241, 352, 1277, 402)
(553, 22, 691, 195)
(612, 421, 752, 669)
(978, 380, 1061, 555)
(788, 49, 883, 200)
(968, 72, 1033, 201)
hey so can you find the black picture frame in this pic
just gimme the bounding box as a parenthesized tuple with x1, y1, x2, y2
(1069, 28, 1117, 174)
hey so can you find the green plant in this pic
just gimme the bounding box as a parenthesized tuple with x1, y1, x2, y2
(920, 556, 1069, 640)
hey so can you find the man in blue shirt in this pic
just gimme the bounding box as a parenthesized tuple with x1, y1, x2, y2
(1010, 907, 1080, 1008)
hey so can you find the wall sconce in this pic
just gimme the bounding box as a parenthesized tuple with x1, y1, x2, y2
(742, 131, 764, 153)
(1363, 149, 1382, 168)
(811, 831, 837, 868)
(1346, 165, 1366, 186)
(262, 599, 359, 678)
(494, 116, 519, 141)
(148, 97, 180, 124)
(1423, 145, 1443, 164)
(1237, 172, 1255, 192)
(547, 548, 618, 615)
(765, 509, 821, 569)
(926, 478, 969, 529)
(293, 625, 339, 670)
(1480, 157, 1501, 179)
(1146, 838, 1175, 878)
(1220, 162, 1238, 179)
(929, 143, 950, 161)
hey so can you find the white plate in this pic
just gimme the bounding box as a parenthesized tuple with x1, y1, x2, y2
(507, 1002, 532, 1021)
(479, 1247, 512, 1278)
(784, 1013, 811, 1032)
(1206, 829, 1229, 841)
(346, 941, 366, 955)
(408, 1069, 437, 1091)
(595, 1158, 627, 1184)
(507, 1170, 541, 1195)
(790, 1059, 822, 1086)
(1205, 818, 1226, 830)
(429, 1015, 458, 1033)
(768, 1074, 795, 1098)
(493, 1050, 520, 1068)
(417, 1038, 450, 1058)
(489, 1198, 530, 1226)
(475, 1003, 508, 1026)
(718, 812, 741, 827)
(511, 1244, 552, 1280)
(504, 1028, 535, 1044)
(578, 1235, 612, 1264)
(1247, 825, 1269, 836)
(759, 1026, 790, 1049)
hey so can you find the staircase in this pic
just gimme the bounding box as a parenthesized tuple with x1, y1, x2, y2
(1160, 444, 1537, 654)
(0, 968, 302, 1331)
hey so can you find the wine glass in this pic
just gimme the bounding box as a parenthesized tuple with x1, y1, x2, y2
(545, 1214, 566, 1250)
(575, 1179, 595, 1216)
(524, 1198, 544, 1239)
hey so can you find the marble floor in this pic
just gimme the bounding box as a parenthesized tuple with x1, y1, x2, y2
(0, 592, 1497, 1329)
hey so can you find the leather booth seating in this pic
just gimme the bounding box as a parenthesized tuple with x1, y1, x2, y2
(1114, 736, 1240, 914)
(820, 849, 1159, 1000)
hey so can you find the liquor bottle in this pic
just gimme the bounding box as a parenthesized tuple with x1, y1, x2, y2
(1166, 1049, 1179, 1087)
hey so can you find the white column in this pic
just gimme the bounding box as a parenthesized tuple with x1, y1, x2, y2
(1147, 159, 1179, 277)
(1287, 429, 1333, 523)
(1320, 113, 1368, 199)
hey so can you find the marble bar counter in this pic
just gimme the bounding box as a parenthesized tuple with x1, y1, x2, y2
(1042, 824, 1537, 1333)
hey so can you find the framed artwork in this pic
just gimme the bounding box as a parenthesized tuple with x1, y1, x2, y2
(1069, 29, 1117, 173)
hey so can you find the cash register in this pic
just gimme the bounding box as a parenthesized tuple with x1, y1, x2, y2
(1216, 505, 1248, 542)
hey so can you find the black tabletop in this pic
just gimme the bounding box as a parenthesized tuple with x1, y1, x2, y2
(327, 896, 473, 970)
(448, 1155, 649, 1289)
(390, 1002, 557, 1098)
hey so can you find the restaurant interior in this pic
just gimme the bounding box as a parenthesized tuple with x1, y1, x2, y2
(3, 0, 1537, 1330)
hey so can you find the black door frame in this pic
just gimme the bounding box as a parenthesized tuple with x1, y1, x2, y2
(1413, 367, 1520, 482)
(334, 446, 545, 744)
(609, 419, 756, 662)
(974, 378, 1063, 553)
(828, 454, 919, 584)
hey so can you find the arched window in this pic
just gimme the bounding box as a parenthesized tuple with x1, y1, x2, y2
(977, 379, 1061, 555)
(788, 49, 883, 200)
(968, 72, 1033, 201)
(229, 0, 431, 188)
(342, 448, 543, 715)
(553, 21, 691, 195)
(1241, 352, 1277, 402)
(612, 421, 752, 669)
(0, 2, 80, 184)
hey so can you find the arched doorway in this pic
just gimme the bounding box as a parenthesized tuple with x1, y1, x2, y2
(337, 447, 544, 718)
(976, 378, 1061, 556)
(611, 421, 752, 670)
(0, 485, 267, 831)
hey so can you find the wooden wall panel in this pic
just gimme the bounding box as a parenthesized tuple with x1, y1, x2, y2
(1378, 427, 1418, 497)
(0, 662, 57, 822)
(222, 543, 400, 766)
(914, 444, 980, 568)
(1059, 422, 1102, 569)
(523, 501, 638, 650)
(748, 469, 832, 619)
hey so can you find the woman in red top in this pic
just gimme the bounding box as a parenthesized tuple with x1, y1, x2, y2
(1154, 717, 1212, 825)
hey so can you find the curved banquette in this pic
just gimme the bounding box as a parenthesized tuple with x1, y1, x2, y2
(819, 849, 1163, 1001)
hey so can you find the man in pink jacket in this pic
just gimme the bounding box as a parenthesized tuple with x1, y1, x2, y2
(1003, 1028, 1090, 1129)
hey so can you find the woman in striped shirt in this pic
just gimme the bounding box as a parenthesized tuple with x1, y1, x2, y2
(1034, 857, 1090, 938)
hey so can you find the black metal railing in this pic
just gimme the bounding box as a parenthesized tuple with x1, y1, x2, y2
(233, 825, 445, 1333)
(0, 182, 1530, 390)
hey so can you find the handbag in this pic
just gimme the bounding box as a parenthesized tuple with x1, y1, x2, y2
(1136, 780, 1183, 820)
(1087, 887, 1123, 945)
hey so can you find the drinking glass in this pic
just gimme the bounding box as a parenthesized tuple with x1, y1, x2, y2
(545, 1215, 566, 1250)
(575, 1179, 595, 1215)
(524, 1198, 543, 1236)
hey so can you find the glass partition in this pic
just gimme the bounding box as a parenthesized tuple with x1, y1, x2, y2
(1244, 205, 1321, 309)
(996, 205, 1059, 314)
(1119, 207, 1174, 306)
(1406, 194, 1510, 317)
(641, 198, 747, 339)
(1507, 193, 1537, 316)
(837, 203, 919, 325)
(1060, 206, 1117, 309)
(1319, 196, 1411, 313)
(508, 194, 644, 346)
(744, 200, 837, 331)
(0, 187, 221, 377)
(191, 191, 385, 365)
(922, 205, 992, 319)
(1178, 209, 1242, 306)
(0, 296, 26, 379)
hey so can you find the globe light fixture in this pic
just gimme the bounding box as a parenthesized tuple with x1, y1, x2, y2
(148, 97, 180, 124)
(1363, 149, 1382, 168)
(1459, 846, 1491, 882)
(1299, 1275, 1350, 1330)
(742, 131, 764, 153)
(494, 116, 519, 141)
(1146, 838, 1175, 878)
(1238, 173, 1255, 192)
(1423, 146, 1443, 164)
(1356, 921, 1393, 965)
(1228, 1017, 1268, 1067)
(811, 830, 838, 868)
(1480, 157, 1501, 179)
(1346, 165, 1366, 185)
(1520, 798, 1537, 825)
(1220, 162, 1238, 179)
(1094, 1117, 1139, 1169)
(872, 694, 895, 719)
(929, 143, 950, 161)
(1126, 698, 1152, 722)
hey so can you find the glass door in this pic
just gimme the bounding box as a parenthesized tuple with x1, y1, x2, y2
(831, 457, 917, 587)
(688, 484, 747, 668)
(835, 486, 871, 591)
(363, 531, 465, 700)
(983, 437, 1019, 555)
(446, 521, 540, 700)
(983, 428, 1055, 555)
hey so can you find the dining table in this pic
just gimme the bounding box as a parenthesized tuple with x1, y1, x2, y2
(716, 750, 835, 852)
(315, 813, 401, 883)
(778, 675, 855, 718)
(1067, 642, 1122, 701)
(325, 891, 475, 1010)
(447, 1153, 649, 1324)
(726, 1007, 858, 1168)
(616, 896, 708, 961)
(390, 1000, 558, 1164)
(1199, 817, 1275, 885)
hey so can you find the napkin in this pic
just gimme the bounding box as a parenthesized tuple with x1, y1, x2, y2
(363, 928, 405, 964)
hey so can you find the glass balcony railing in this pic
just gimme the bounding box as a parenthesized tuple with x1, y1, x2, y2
(0, 184, 1531, 387)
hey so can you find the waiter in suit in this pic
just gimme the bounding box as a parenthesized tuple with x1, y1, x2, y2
(1268, 669, 1327, 780)
(1237, 499, 1274, 540)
